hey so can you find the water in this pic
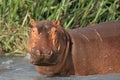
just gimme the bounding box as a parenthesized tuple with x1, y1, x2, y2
(0, 56, 120, 80)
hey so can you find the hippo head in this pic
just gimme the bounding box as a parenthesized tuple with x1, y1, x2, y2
(27, 19, 67, 66)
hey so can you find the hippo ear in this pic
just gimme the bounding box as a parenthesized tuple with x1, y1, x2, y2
(54, 20, 60, 25)
(30, 19, 36, 27)
(53, 20, 60, 28)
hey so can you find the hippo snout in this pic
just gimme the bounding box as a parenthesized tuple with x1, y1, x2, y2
(30, 48, 55, 65)
(30, 48, 43, 64)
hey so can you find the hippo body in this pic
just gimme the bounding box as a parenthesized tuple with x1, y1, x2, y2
(27, 20, 120, 76)
(67, 21, 120, 75)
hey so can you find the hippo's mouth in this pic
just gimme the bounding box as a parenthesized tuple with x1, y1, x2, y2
(30, 49, 59, 66)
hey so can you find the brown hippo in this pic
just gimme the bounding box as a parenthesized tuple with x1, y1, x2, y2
(27, 19, 120, 76)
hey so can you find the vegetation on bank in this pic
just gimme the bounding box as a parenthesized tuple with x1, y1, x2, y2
(0, 0, 120, 56)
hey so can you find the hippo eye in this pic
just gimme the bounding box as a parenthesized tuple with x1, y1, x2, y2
(55, 30, 57, 32)
(55, 29, 57, 33)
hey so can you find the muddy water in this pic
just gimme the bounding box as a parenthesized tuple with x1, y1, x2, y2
(0, 56, 120, 80)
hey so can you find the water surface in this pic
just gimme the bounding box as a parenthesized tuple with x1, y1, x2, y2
(0, 56, 120, 80)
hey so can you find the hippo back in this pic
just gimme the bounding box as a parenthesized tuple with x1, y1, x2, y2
(67, 20, 120, 75)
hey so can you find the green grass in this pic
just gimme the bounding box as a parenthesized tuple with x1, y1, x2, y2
(0, 0, 120, 56)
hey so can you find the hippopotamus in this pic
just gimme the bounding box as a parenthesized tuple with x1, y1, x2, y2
(27, 19, 120, 76)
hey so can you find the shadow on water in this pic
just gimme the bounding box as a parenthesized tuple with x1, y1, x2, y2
(0, 56, 120, 80)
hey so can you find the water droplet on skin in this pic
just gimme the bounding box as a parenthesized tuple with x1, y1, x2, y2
(47, 31, 50, 34)
(36, 50, 40, 56)
(104, 55, 108, 58)
(39, 33, 42, 36)
(108, 67, 112, 70)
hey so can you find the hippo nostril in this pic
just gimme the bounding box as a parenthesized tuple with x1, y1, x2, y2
(48, 51, 53, 56)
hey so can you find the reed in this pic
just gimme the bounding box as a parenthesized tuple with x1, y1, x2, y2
(0, 0, 120, 56)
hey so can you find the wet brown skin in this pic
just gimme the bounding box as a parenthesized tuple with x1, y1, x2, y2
(27, 20, 120, 76)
